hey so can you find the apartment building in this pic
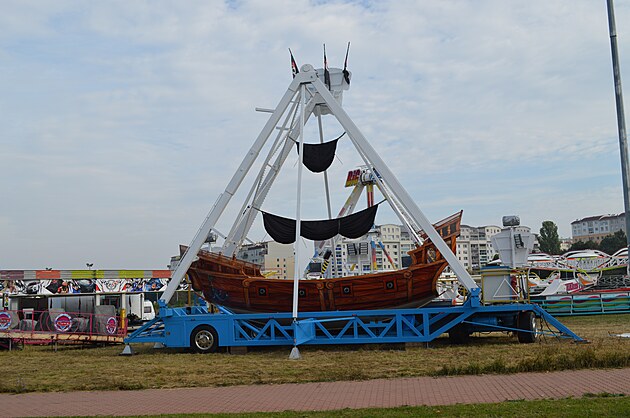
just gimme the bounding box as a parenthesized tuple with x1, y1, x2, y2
(457, 224, 532, 270)
(324, 224, 415, 277)
(571, 213, 626, 244)
(236, 241, 295, 279)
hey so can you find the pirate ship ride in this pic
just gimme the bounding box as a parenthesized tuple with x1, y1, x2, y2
(186, 211, 461, 313)
(172, 47, 475, 315)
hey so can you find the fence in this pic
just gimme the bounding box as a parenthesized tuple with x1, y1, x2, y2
(534, 291, 630, 316)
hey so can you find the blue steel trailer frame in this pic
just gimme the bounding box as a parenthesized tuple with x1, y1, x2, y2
(123, 290, 585, 351)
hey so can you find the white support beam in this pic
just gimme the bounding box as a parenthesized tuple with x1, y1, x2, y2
(292, 84, 307, 319)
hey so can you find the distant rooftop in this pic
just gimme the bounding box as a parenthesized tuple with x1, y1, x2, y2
(571, 213, 624, 224)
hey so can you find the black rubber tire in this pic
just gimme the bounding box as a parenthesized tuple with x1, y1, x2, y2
(517, 311, 538, 344)
(0, 338, 10, 350)
(448, 323, 470, 344)
(190, 325, 219, 354)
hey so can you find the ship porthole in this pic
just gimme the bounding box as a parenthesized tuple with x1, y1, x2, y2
(298, 289, 306, 297)
(385, 281, 395, 290)
(258, 287, 267, 296)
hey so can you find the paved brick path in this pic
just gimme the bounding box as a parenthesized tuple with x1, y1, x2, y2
(1, 368, 628, 417)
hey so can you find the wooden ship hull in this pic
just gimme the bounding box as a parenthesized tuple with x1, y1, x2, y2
(186, 212, 462, 313)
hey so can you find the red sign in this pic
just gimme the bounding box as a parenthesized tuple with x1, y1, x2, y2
(345, 169, 361, 187)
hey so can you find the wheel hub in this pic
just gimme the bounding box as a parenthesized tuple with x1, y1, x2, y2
(195, 330, 214, 350)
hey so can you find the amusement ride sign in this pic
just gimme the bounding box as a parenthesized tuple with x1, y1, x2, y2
(0, 311, 12, 330)
(54, 313, 73, 332)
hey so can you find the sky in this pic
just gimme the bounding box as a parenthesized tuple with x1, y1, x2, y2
(1, 0, 630, 269)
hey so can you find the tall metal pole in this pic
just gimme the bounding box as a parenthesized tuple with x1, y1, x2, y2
(317, 113, 336, 277)
(290, 84, 307, 361)
(292, 84, 306, 320)
(606, 0, 630, 275)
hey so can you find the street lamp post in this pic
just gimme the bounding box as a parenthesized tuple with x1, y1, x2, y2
(606, 0, 630, 275)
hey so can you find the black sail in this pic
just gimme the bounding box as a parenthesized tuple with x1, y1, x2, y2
(295, 138, 338, 173)
(263, 205, 378, 244)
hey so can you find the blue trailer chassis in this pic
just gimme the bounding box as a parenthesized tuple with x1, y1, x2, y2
(124, 290, 584, 351)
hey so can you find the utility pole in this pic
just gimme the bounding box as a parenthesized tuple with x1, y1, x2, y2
(606, 0, 630, 275)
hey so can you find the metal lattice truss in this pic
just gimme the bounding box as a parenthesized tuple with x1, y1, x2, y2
(126, 302, 584, 346)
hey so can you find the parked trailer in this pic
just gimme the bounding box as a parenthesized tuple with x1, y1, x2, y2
(7, 292, 154, 323)
(123, 290, 584, 354)
(0, 307, 127, 348)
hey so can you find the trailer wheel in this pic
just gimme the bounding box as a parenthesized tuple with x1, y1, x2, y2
(517, 311, 538, 344)
(190, 325, 218, 353)
(448, 323, 470, 344)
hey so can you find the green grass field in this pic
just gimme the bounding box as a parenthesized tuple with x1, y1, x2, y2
(1, 314, 628, 394)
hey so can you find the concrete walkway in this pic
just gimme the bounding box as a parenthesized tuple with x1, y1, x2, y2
(1, 368, 628, 417)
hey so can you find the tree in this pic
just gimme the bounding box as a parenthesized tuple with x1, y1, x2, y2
(568, 240, 587, 252)
(599, 230, 627, 255)
(568, 240, 599, 252)
(539, 221, 561, 255)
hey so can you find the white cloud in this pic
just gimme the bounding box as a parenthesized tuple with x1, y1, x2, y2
(1, 0, 629, 268)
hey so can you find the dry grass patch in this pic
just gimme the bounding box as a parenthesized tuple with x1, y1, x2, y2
(0, 314, 628, 393)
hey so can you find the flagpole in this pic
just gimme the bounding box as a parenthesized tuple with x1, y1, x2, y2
(343, 42, 351, 85)
(323, 44, 331, 90)
(606, 0, 630, 275)
(289, 48, 299, 78)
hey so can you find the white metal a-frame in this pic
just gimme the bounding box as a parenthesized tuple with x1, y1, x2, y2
(159, 64, 479, 305)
